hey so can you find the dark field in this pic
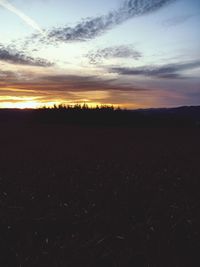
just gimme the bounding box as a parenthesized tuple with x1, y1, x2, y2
(0, 122, 200, 266)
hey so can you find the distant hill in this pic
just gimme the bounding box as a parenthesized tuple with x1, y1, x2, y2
(0, 106, 200, 127)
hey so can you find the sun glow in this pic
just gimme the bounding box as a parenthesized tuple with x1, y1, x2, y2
(0, 101, 42, 109)
(0, 94, 123, 109)
(0, 100, 123, 109)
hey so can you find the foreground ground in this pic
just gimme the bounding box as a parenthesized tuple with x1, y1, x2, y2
(0, 123, 199, 267)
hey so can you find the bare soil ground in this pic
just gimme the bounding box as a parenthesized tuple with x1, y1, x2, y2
(0, 123, 200, 267)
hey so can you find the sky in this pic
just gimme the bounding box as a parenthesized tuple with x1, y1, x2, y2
(0, 0, 200, 109)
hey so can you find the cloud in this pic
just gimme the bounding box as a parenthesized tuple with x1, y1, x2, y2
(1, 69, 199, 109)
(0, 70, 17, 80)
(163, 13, 199, 27)
(0, 70, 152, 108)
(109, 60, 200, 79)
(0, 44, 53, 67)
(0, 0, 44, 34)
(39, 74, 148, 92)
(0, 69, 147, 93)
(86, 45, 142, 64)
(40, 0, 176, 43)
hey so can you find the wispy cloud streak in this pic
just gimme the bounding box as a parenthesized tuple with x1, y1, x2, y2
(0, 44, 53, 66)
(0, 0, 44, 34)
(163, 13, 199, 27)
(44, 0, 176, 42)
(87, 45, 142, 64)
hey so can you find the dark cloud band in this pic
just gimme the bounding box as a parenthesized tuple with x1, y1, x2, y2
(109, 60, 200, 79)
(0, 69, 147, 93)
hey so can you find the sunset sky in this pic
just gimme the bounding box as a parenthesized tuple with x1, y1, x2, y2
(0, 0, 200, 109)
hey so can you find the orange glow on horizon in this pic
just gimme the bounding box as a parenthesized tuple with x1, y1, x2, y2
(0, 100, 124, 109)
(0, 93, 144, 110)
